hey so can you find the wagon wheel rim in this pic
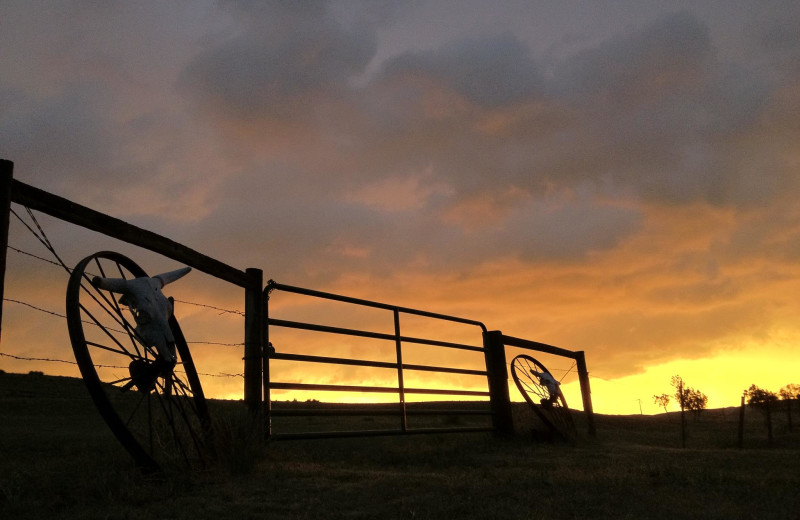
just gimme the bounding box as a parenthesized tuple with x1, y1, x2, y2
(66, 251, 210, 472)
(510, 354, 576, 440)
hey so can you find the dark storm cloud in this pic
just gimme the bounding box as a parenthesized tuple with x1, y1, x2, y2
(174, 7, 800, 278)
(4, 1, 798, 276)
(0, 0, 225, 220)
(381, 33, 545, 108)
(180, 1, 377, 124)
(0, 85, 118, 190)
(555, 12, 713, 104)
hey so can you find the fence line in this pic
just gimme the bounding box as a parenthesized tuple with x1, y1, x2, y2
(0, 160, 596, 439)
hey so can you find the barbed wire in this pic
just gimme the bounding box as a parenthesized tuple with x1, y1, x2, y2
(4, 297, 67, 319)
(0, 351, 245, 381)
(0, 351, 77, 366)
(9, 204, 247, 318)
(3, 296, 244, 348)
(506, 359, 577, 377)
(173, 299, 245, 317)
(10, 207, 71, 272)
(4, 207, 252, 384)
(8, 242, 247, 317)
(7, 245, 64, 268)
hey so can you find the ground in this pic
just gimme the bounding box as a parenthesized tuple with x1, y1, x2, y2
(2, 372, 798, 519)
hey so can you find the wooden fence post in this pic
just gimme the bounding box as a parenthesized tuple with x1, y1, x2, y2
(0, 159, 13, 344)
(575, 351, 596, 437)
(483, 330, 514, 436)
(738, 393, 745, 449)
(766, 398, 773, 446)
(244, 268, 264, 416)
(263, 286, 272, 437)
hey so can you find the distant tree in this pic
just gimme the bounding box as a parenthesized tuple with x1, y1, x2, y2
(671, 375, 688, 447)
(779, 384, 800, 431)
(778, 384, 800, 401)
(686, 388, 709, 419)
(668, 375, 709, 446)
(671, 375, 687, 410)
(746, 384, 778, 408)
(746, 384, 778, 444)
(653, 393, 670, 413)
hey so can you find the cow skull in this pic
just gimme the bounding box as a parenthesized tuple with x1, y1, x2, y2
(92, 266, 191, 365)
(531, 369, 560, 407)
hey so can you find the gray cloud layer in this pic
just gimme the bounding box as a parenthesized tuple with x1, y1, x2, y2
(169, 3, 800, 277)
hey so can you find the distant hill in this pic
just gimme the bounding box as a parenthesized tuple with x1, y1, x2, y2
(0, 370, 91, 400)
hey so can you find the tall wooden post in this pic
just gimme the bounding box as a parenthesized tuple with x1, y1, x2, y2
(575, 351, 596, 437)
(483, 330, 514, 436)
(244, 268, 264, 415)
(0, 160, 13, 344)
(393, 308, 408, 433)
(786, 398, 793, 431)
(262, 287, 271, 437)
(766, 398, 773, 446)
(678, 378, 686, 448)
(738, 393, 745, 449)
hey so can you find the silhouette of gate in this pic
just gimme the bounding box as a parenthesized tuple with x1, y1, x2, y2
(264, 280, 499, 439)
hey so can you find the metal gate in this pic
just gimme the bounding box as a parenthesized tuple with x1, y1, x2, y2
(264, 281, 498, 440)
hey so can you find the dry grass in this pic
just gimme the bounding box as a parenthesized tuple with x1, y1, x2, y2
(2, 372, 799, 519)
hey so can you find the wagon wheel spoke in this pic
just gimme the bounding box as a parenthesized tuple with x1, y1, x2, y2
(66, 251, 211, 472)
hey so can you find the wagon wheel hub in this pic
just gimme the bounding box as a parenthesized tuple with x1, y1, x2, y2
(128, 358, 175, 394)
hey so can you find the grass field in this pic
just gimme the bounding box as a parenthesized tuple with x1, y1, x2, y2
(2, 371, 799, 519)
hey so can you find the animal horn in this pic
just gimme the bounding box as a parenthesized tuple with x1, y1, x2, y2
(91, 276, 133, 293)
(153, 266, 192, 287)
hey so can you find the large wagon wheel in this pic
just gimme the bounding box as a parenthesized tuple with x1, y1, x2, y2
(66, 251, 210, 471)
(510, 354, 576, 440)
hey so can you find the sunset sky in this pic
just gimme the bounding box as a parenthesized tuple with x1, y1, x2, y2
(2, 1, 799, 415)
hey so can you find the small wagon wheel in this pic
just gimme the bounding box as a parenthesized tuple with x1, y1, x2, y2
(510, 354, 576, 440)
(66, 251, 210, 471)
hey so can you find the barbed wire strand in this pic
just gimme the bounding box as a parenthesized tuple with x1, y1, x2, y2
(173, 299, 245, 317)
(3, 297, 243, 348)
(10, 207, 71, 274)
(4, 209, 247, 383)
(559, 361, 577, 383)
(506, 359, 576, 376)
(7, 240, 246, 317)
(7, 245, 63, 268)
(0, 351, 245, 380)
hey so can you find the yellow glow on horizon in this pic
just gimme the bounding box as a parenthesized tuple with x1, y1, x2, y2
(561, 343, 800, 416)
(200, 342, 800, 418)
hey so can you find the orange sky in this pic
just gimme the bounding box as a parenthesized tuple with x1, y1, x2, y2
(2, 2, 800, 415)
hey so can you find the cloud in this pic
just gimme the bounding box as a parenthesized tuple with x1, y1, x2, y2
(380, 33, 545, 108)
(171, 7, 800, 286)
(180, 1, 377, 126)
(555, 12, 713, 104)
